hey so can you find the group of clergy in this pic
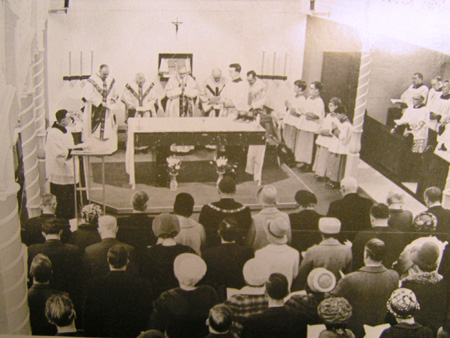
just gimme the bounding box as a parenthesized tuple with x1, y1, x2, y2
(79, 62, 270, 184)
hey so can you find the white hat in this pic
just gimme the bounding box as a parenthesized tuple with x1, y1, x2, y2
(264, 217, 289, 244)
(243, 258, 270, 287)
(174, 253, 207, 285)
(319, 217, 341, 234)
(256, 185, 278, 206)
(307, 268, 336, 293)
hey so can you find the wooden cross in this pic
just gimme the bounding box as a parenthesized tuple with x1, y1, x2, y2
(172, 17, 183, 40)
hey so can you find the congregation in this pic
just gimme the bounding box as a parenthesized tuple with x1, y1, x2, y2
(22, 173, 450, 338)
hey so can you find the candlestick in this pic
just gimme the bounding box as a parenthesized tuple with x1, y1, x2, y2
(69, 51, 71, 76)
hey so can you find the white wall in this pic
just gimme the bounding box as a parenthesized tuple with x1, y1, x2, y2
(47, 0, 307, 118)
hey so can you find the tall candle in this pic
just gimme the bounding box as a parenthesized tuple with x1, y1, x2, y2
(80, 51, 83, 75)
(261, 51, 265, 74)
(91, 50, 93, 74)
(69, 51, 71, 76)
(272, 51, 276, 75)
(283, 52, 287, 76)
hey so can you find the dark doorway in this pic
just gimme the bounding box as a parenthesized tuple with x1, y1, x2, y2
(320, 52, 361, 120)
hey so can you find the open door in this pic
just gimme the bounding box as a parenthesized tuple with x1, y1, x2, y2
(321, 52, 361, 120)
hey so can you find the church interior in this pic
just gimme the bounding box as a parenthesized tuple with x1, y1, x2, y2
(2, 0, 450, 336)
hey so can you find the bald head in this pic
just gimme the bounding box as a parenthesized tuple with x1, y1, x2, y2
(212, 68, 222, 82)
(98, 215, 118, 239)
(135, 73, 146, 86)
(341, 177, 358, 195)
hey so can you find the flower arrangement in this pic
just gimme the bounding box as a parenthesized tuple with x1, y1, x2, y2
(210, 156, 238, 175)
(167, 156, 181, 175)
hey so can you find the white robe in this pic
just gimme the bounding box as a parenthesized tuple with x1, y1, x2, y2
(200, 76, 227, 117)
(400, 84, 429, 108)
(82, 74, 118, 153)
(165, 74, 200, 118)
(121, 80, 159, 118)
(45, 124, 79, 185)
(221, 78, 249, 117)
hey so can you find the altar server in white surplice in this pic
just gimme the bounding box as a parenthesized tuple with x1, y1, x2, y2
(200, 68, 227, 117)
(82, 64, 118, 152)
(221, 63, 249, 118)
(165, 66, 200, 152)
(245, 70, 267, 186)
(122, 73, 159, 120)
(283, 80, 307, 152)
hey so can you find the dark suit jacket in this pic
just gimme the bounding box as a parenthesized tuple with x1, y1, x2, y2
(69, 224, 101, 252)
(289, 209, 322, 253)
(427, 205, 450, 240)
(28, 284, 58, 336)
(203, 243, 254, 300)
(84, 238, 138, 278)
(21, 214, 71, 246)
(388, 208, 413, 232)
(352, 226, 405, 270)
(327, 193, 374, 241)
(117, 213, 156, 249)
(199, 198, 252, 248)
(28, 240, 83, 298)
(83, 271, 153, 337)
(241, 307, 307, 338)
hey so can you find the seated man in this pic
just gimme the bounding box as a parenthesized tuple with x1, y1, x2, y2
(45, 293, 83, 336)
(247, 185, 291, 251)
(205, 304, 234, 338)
(241, 273, 307, 338)
(203, 218, 254, 301)
(85, 215, 138, 278)
(21, 193, 71, 246)
(332, 239, 399, 338)
(352, 203, 404, 270)
(255, 217, 300, 289)
(150, 253, 220, 337)
(28, 254, 58, 336)
(69, 203, 103, 252)
(117, 191, 156, 252)
(294, 217, 351, 290)
(199, 176, 252, 248)
(224, 258, 270, 338)
(27, 218, 83, 304)
(83, 244, 153, 337)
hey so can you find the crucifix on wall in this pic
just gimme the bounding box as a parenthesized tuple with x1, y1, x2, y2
(172, 17, 183, 40)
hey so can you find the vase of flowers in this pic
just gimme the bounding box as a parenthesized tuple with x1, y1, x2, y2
(210, 156, 237, 186)
(167, 156, 181, 190)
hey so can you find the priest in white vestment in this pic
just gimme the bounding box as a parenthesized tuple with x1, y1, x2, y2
(82, 64, 118, 153)
(46, 109, 80, 219)
(122, 72, 159, 120)
(397, 73, 429, 108)
(165, 66, 200, 152)
(221, 63, 249, 118)
(245, 71, 267, 186)
(200, 68, 227, 117)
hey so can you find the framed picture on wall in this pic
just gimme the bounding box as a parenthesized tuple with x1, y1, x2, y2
(158, 53, 193, 81)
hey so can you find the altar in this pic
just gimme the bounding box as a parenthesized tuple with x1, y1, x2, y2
(125, 117, 266, 189)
